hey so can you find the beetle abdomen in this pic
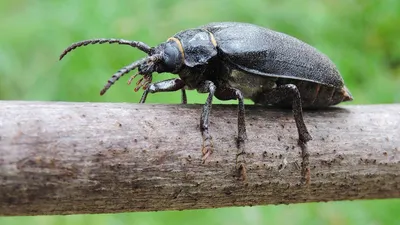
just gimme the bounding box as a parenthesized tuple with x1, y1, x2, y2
(227, 69, 277, 98)
(253, 79, 352, 108)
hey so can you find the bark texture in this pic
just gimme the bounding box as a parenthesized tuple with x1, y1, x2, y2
(0, 101, 399, 216)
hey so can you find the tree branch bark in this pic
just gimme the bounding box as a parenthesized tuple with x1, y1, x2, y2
(0, 101, 399, 216)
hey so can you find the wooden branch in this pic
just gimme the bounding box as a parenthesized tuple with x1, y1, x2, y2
(0, 101, 399, 216)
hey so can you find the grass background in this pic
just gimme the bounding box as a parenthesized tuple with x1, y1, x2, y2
(0, 0, 399, 224)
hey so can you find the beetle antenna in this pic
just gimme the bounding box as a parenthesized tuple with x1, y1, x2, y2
(59, 38, 152, 60)
(99, 54, 162, 95)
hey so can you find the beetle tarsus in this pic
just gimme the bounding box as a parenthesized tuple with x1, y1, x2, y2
(298, 141, 311, 185)
(237, 163, 247, 182)
(198, 80, 216, 162)
(201, 137, 214, 163)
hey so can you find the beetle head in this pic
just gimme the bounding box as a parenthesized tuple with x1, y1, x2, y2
(59, 38, 183, 95)
(150, 40, 184, 74)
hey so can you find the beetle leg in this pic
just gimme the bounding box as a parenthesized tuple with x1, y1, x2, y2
(264, 84, 312, 143)
(181, 89, 187, 104)
(260, 84, 312, 183)
(197, 80, 216, 162)
(215, 87, 247, 180)
(139, 78, 186, 103)
(215, 87, 247, 147)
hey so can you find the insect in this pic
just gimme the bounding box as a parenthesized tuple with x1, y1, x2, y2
(60, 22, 353, 161)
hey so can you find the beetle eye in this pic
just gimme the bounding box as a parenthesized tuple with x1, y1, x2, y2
(160, 42, 183, 73)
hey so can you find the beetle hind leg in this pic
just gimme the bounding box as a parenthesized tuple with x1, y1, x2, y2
(258, 84, 311, 183)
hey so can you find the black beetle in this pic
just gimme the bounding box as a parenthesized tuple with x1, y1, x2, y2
(60, 22, 353, 161)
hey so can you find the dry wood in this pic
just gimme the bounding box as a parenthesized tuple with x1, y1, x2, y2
(0, 101, 399, 216)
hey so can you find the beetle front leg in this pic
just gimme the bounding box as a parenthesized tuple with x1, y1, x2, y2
(197, 80, 216, 162)
(264, 84, 312, 143)
(139, 78, 186, 103)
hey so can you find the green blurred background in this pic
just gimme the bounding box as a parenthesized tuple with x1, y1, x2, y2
(1, 0, 399, 224)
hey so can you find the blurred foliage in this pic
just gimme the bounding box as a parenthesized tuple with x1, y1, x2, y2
(0, 0, 399, 224)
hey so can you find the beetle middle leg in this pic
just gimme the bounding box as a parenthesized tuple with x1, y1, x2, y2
(215, 86, 248, 181)
(214, 87, 247, 149)
(139, 78, 186, 103)
(197, 80, 216, 162)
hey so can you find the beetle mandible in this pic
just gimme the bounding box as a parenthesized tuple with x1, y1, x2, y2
(60, 22, 353, 161)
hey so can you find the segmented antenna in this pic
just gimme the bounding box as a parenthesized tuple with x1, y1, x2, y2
(59, 38, 152, 60)
(99, 54, 162, 95)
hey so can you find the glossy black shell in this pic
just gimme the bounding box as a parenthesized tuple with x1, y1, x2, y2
(201, 22, 344, 88)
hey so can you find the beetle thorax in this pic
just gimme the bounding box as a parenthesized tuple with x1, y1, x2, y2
(177, 66, 208, 90)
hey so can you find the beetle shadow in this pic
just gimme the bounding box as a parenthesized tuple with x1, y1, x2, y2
(184, 104, 352, 117)
(245, 104, 352, 114)
(303, 106, 352, 113)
